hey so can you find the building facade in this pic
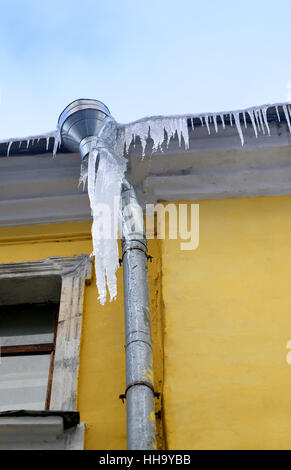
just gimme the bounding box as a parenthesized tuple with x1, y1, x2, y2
(1, 103, 291, 449)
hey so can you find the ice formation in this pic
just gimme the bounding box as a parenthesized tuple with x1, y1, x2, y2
(2, 102, 291, 305)
(0, 129, 61, 157)
(85, 117, 127, 305)
(120, 102, 291, 151)
(2, 103, 291, 160)
(121, 115, 190, 154)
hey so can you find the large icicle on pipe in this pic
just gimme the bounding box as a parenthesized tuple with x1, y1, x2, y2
(58, 99, 127, 304)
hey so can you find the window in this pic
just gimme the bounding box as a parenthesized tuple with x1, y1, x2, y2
(0, 302, 59, 411)
(0, 255, 91, 412)
(0, 256, 91, 450)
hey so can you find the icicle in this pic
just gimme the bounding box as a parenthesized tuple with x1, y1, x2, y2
(175, 118, 182, 146)
(254, 110, 261, 132)
(229, 113, 233, 126)
(7, 141, 13, 156)
(213, 115, 218, 133)
(191, 118, 194, 130)
(233, 112, 244, 146)
(243, 112, 247, 129)
(262, 107, 270, 136)
(163, 117, 189, 149)
(200, 116, 204, 126)
(180, 117, 189, 149)
(124, 127, 134, 152)
(26, 139, 30, 149)
(87, 148, 98, 208)
(259, 109, 265, 134)
(124, 121, 148, 154)
(275, 105, 281, 122)
(149, 120, 166, 152)
(85, 118, 127, 305)
(205, 115, 211, 135)
(248, 109, 258, 137)
(79, 158, 88, 190)
(52, 129, 61, 158)
(283, 104, 291, 133)
(256, 109, 265, 134)
(220, 114, 225, 129)
(123, 115, 189, 155)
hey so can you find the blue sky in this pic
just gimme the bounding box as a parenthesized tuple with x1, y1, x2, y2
(0, 0, 291, 139)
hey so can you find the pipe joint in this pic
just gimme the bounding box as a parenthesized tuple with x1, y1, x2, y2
(121, 239, 148, 264)
(79, 136, 97, 159)
(126, 332, 152, 349)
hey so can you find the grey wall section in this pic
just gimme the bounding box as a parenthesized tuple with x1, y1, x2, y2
(0, 120, 291, 226)
(0, 153, 90, 225)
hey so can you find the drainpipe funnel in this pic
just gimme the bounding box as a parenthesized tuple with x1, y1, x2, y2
(58, 99, 111, 159)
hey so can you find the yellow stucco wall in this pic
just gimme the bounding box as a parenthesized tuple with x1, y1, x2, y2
(161, 195, 291, 450)
(1, 194, 291, 449)
(77, 237, 163, 450)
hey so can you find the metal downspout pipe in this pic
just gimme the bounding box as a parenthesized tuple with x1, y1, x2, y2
(121, 180, 157, 450)
(58, 100, 156, 450)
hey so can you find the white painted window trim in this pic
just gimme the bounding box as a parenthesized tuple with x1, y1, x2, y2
(0, 416, 85, 450)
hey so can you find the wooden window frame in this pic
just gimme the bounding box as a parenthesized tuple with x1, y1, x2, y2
(1, 344, 55, 355)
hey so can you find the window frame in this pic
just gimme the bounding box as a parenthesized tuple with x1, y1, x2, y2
(0, 255, 92, 412)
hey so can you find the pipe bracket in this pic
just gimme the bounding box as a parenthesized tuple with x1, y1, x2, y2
(119, 249, 153, 265)
(119, 381, 160, 404)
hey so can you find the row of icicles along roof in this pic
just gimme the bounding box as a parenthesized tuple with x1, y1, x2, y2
(1, 102, 291, 158)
